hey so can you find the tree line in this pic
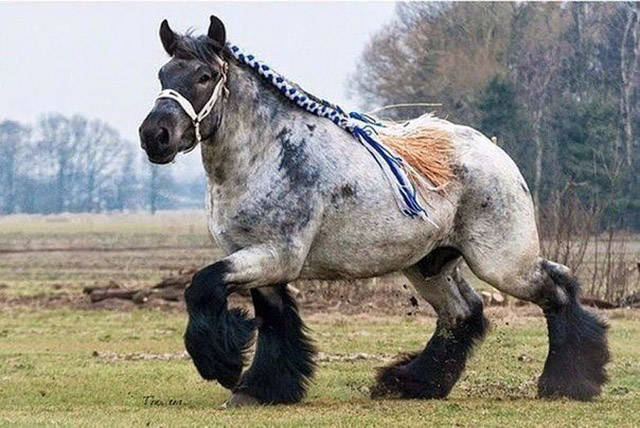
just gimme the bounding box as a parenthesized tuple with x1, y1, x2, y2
(0, 114, 205, 215)
(2, 3, 638, 231)
(351, 2, 639, 231)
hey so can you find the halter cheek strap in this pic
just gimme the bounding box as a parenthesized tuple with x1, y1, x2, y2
(155, 59, 228, 144)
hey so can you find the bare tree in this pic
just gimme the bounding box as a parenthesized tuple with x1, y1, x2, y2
(539, 184, 597, 277)
(37, 114, 78, 212)
(35, 114, 135, 213)
(114, 151, 137, 211)
(77, 118, 128, 212)
(512, 3, 569, 218)
(619, 2, 640, 167)
(349, 2, 516, 122)
(0, 121, 30, 214)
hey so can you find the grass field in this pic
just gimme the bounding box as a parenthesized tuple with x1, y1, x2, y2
(0, 211, 639, 427)
(1, 309, 639, 427)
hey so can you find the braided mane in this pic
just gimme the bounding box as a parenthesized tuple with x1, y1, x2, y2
(174, 33, 454, 220)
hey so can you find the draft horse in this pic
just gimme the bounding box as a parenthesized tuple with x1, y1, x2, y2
(139, 15, 609, 406)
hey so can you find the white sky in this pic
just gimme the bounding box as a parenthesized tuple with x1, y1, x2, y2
(0, 1, 396, 177)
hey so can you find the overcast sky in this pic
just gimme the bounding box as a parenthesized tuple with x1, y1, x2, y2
(1, 2, 396, 176)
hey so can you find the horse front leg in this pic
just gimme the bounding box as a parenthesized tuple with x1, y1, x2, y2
(183, 259, 254, 389)
(183, 245, 315, 399)
(227, 284, 316, 407)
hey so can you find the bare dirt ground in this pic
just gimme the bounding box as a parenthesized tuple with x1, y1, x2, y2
(0, 210, 637, 316)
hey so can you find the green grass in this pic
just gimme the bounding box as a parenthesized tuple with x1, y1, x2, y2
(0, 309, 638, 427)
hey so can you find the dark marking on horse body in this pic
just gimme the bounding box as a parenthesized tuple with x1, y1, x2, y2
(236, 225, 252, 234)
(276, 127, 319, 188)
(212, 165, 226, 183)
(207, 145, 230, 183)
(233, 187, 314, 238)
(481, 196, 491, 208)
(453, 164, 469, 180)
(229, 127, 319, 238)
(232, 208, 261, 236)
(276, 127, 290, 141)
(341, 184, 356, 198)
(330, 183, 357, 206)
(306, 124, 316, 132)
(275, 199, 312, 237)
(520, 181, 530, 194)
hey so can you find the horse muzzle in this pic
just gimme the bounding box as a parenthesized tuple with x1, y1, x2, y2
(139, 105, 190, 164)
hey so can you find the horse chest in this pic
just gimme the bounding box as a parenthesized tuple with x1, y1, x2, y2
(205, 172, 319, 253)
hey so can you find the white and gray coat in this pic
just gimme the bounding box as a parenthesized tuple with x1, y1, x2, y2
(139, 16, 609, 406)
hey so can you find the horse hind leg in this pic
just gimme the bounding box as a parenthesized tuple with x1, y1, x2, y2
(228, 284, 316, 406)
(536, 260, 609, 400)
(465, 251, 609, 400)
(371, 248, 489, 399)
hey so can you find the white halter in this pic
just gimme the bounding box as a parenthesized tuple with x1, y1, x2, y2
(155, 56, 228, 144)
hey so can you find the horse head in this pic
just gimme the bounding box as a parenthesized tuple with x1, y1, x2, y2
(139, 16, 227, 164)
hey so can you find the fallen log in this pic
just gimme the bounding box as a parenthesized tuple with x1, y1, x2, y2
(87, 288, 138, 303)
(152, 270, 195, 289)
(84, 267, 199, 304)
(82, 280, 121, 294)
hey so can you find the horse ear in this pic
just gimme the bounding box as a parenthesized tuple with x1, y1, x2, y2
(159, 19, 176, 56)
(207, 15, 226, 51)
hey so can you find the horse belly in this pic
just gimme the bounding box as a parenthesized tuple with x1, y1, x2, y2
(300, 197, 451, 280)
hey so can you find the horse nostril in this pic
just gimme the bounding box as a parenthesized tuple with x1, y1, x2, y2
(156, 127, 169, 147)
(140, 125, 170, 154)
(140, 127, 157, 150)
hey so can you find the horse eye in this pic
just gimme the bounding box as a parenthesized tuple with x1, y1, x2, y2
(198, 74, 211, 84)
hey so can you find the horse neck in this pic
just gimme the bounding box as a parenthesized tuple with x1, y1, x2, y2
(201, 60, 298, 186)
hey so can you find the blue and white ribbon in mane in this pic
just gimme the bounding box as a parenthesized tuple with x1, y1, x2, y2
(227, 44, 429, 221)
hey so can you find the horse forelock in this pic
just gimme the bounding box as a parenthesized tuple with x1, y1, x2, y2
(172, 32, 227, 64)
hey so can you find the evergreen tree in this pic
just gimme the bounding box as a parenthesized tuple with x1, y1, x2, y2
(474, 75, 534, 186)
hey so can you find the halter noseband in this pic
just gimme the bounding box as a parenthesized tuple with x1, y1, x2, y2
(154, 55, 228, 145)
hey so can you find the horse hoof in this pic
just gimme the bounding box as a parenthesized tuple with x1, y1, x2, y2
(224, 392, 261, 408)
